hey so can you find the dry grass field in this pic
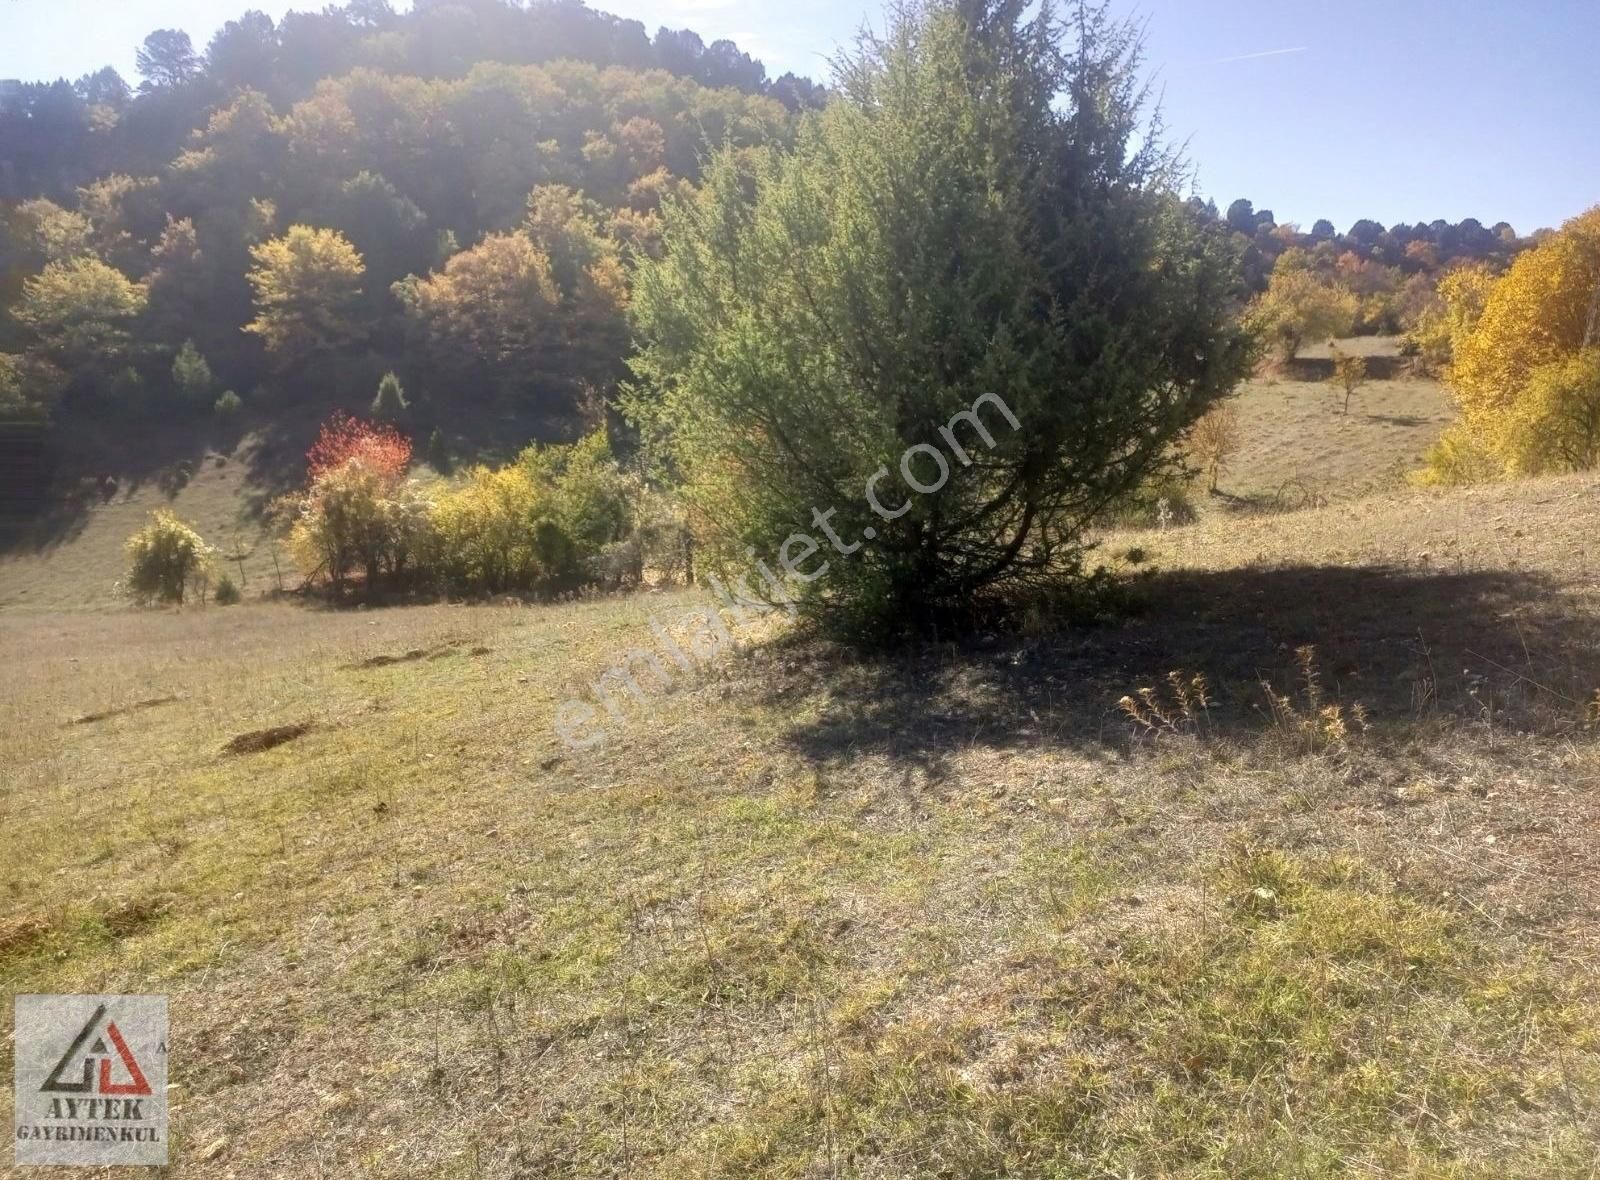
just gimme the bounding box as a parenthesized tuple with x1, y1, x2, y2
(3, 456, 1600, 1175)
(0, 447, 281, 613)
(1213, 338, 1456, 507)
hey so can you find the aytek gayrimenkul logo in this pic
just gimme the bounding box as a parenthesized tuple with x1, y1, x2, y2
(14, 995, 168, 1166)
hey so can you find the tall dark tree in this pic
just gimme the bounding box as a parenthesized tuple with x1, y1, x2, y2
(652, 27, 705, 76)
(206, 11, 280, 93)
(769, 72, 829, 112)
(75, 68, 131, 110)
(1226, 198, 1257, 233)
(1347, 218, 1386, 250)
(701, 39, 766, 90)
(136, 30, 201, 90)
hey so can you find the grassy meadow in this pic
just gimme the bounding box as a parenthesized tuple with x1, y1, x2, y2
(1221, 339, 1455, 506)
(3, 351, 1600, 1176)
(0, 447, 282, 613)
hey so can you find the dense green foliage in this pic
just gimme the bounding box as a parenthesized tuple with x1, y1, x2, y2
(628, 0, 1253, 637)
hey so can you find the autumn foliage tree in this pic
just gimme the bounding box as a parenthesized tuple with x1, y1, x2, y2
(1330, 348, 1368, 414)
(289, 413, 421, 595)
(1427, 206, 1600, 478)
(244, 225, 365, 363)
(396, 233, 560, 373)
(125, 510, 213, 604)
(306, 411, 412, 479)
(1245, 252, 1359, 363)
(1405, 263, 1497, 375)
(396, 192, 628, 420)
(288, 459, 433, 596)
(283, 418, 647, 598)
(14, 257, 147, 374)
(1511, 349, 1600, 471)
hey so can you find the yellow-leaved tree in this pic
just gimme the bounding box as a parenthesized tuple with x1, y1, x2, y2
(1428, 206, 1600, 479)
(244, 226, 366, 363)
(1245, 251, 1359, 363)
(1405, 263, 1497, 375)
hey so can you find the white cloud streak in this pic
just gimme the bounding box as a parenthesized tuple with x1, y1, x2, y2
(1207, 46, 1308, 66)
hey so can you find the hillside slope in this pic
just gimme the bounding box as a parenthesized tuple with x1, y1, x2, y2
(3, 467, 1598, 1175)
(0, 444, 277, 611)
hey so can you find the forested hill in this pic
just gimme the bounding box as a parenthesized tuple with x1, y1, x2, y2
(0, 2, 823, 205)
(0, 0, 819, 489)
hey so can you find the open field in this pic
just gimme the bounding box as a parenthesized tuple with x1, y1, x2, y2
(1219, 373, 1453, 505)
(1214, 338, 1455, 507)
(3, 470, 1600, 1176)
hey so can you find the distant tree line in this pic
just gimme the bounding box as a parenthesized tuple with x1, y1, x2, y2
(0, 0, 823, 204)
(1202, 196, 1537, 298)
(1222, 195, 1549, 363)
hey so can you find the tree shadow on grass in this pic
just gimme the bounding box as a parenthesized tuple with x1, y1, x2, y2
(766, 564, 1600, 769)
(0, 415, 252, 554)
(1286, 355, 1408, 382)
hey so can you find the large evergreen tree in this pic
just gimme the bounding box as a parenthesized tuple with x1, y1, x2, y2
(627, 0, 1253, 638)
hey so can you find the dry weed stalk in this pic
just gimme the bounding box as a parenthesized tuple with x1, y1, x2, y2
(1259, 645, 1367, 753)
(1118, 670, 1213, 737)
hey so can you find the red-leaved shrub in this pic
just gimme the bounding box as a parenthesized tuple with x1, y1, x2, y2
(307, 412, 412, 482)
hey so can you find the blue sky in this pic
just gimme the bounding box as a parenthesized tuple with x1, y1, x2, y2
(2, 0, 1595, 234)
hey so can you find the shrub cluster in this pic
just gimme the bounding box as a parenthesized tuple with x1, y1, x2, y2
(285, 455, 434, 594)
(281, 416, 685, 599)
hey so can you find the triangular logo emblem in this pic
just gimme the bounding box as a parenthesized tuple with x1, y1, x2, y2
(40, 1003, 153, 1096)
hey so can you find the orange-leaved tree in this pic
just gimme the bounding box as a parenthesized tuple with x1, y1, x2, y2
(290, 413, 425, 595)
